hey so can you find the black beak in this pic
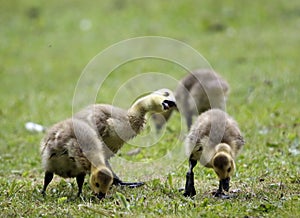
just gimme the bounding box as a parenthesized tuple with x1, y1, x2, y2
(221, 178, 230, 192)
(96, 192, 106, 200)
(162, 100, 177, 110)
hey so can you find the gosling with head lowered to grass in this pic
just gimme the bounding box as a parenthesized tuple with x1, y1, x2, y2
(40, 89, 176, 199)
(183, 108, 244, 198)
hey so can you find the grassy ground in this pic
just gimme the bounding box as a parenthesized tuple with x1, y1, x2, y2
(0, 0, 299, 217)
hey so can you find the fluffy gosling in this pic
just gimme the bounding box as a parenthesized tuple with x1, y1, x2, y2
(40, 89, 176, 199)
(183, 109, 244, 198)
(152, 69, 229, 130)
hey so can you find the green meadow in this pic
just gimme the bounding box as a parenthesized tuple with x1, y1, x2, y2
(0, 0, 299, 217)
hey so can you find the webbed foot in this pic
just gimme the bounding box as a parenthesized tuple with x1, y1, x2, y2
(183, 187, 196, 197)
(41, 190, 46, 196)
(113, 178, 144, 188)
(212, 190, 230, 199)
(117, 181, 144, 188)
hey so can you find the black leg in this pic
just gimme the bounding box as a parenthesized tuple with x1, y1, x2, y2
(111, 172, 123, 186)
(106, 160, 144, 188)
(105, 160, 122, 185)
(41, 171, 53, 196)
(113, 177, 122, 185)
(183, 159, 197, 197)
(76, 173, 85, 197)
(213, 180, 230, 199)
(214, 180, 223, 197)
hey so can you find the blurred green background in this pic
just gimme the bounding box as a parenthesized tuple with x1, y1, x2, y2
(0, 0, 299, 217)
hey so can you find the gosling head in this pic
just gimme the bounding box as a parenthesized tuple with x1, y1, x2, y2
(90, 166, 113, 199)
(212, 144, 235, 192)
(132, 89, 176, 114)
(151, 89, 177, 112)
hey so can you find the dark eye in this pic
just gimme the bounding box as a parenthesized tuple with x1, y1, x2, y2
(164, 91, 169, 96)
(95, 182, 100, 188)
(227, 167, 231, 173)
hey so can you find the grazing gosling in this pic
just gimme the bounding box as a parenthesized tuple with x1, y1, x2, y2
(40, 89, 177, 199)
(183, 109, 244, 198)
(152, 69, 229, 130)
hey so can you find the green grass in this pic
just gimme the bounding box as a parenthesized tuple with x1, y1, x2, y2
(1, 0, 299, 217)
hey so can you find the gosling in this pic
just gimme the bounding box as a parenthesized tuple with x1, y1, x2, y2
(183, 109, 244, 198)
(40, 89, 177, 199)
(152, 69, 229, 130)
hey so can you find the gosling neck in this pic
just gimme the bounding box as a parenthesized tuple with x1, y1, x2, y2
(127, 95, 155, 118)
(127, 96, 152, 133)
(215, 143, 233, 157)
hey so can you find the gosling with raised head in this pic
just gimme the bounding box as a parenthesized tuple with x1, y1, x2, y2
(41, 89, 177, 199)
(152, 69, 229, 130)
(183, 109, 244, 198)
